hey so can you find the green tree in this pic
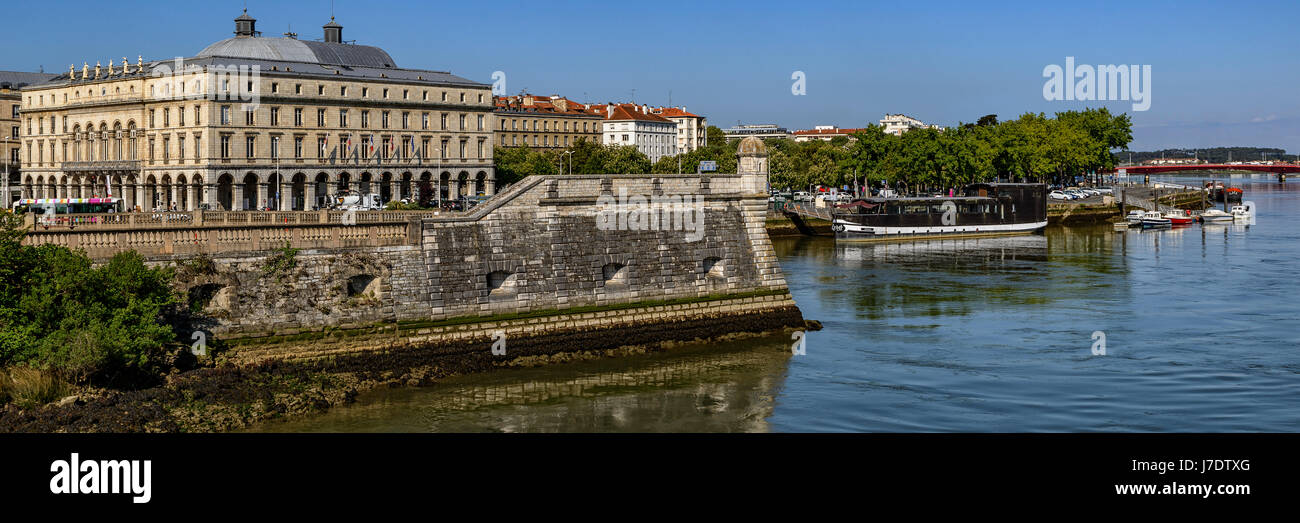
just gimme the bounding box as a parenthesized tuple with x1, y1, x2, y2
(0, 216, 178, 386)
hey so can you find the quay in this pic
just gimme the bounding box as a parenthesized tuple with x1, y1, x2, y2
(19, 142, 806, 365)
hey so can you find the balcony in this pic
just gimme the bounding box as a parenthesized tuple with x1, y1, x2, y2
(62, 160, 142, 172)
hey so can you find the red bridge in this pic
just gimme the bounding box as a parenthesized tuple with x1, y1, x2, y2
(1104, 163, 1300, 175)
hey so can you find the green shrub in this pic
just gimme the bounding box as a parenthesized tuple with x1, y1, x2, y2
(262, 241, 299, 281)
(0, 217, 178, 386)
(384, 200, 426, 211)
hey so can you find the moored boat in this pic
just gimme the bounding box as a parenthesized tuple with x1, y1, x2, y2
(1230, 202, 1255, 220)
(1124, 210, 1146, 226)
(1163, 211, 1194, 225)
(1199, 209, 1233, 223)
(1140, 211, 1171, 228)
(831, 183, 1047, 242)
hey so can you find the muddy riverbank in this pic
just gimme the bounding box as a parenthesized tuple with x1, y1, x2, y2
(0, 306, 811, 432)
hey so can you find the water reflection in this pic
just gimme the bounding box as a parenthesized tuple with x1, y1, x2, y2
(254, 337, 794, 433)
(264, 176, 1300, 432)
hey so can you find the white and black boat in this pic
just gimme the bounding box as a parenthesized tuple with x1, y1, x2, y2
(830, 183, 1048, 242)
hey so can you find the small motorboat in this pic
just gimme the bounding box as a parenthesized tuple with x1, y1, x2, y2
(1141, 211, 1171, 228)
(1230, 203, 1254, 220)
(1199, 209, 1233, 223)
(1163, 211, 1194, 225)
(1124, 210, 1146, 226)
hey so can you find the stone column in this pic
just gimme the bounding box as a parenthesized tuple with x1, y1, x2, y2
(486, 177, 496, 196)
(280, 182, 291, 211)
(306, 181, 317, 211)
(449, 180, 459, 200)
(390, 179, 400, 203)
(203, 184, 214, 210)
(258, 183, 269, 211)
(169, 184, 178, 210)
(233, 184, 244, 211)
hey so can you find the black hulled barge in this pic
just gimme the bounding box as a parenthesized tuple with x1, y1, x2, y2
(831, 183, 1048, 242)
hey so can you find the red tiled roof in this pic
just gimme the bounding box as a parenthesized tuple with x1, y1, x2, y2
(654, 107, 702, 118)
(596, 103, 672, 122)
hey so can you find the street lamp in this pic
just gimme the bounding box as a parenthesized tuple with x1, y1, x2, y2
(562, 150, 574, 175)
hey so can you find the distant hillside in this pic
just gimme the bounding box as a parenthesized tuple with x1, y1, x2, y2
(1115, 147, 1294, 164)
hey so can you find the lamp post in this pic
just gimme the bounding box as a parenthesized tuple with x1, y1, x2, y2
(563, 150, 574, 175)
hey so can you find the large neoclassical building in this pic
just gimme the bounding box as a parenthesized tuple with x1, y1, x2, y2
(17, 10, 495, 211)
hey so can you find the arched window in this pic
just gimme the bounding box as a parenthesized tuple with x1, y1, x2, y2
(113, 123, 123, 160)
(128, 122, 138, 160)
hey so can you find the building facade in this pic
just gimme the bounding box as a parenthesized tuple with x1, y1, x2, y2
(596, 104, 677, 163)
(2, 71, 57, 208)
(17, 11, 495, 212)
(493, 94, 602, 149)
(879, 113, 942, 136)
(652, 106, 707, 153)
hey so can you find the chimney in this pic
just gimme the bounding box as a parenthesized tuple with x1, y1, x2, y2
(607, 105, 614, 118)
(234, 9, 258, 38)
(323, 16, 343, 43)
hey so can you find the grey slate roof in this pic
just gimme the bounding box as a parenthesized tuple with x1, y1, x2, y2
(197, 37, 399, 69)
(0, 71, 59, 89)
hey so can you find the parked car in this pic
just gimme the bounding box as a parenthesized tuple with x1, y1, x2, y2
(1049, 191, 1068, 201)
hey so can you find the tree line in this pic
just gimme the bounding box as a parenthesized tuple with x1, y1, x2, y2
(493, 108, 1133, 193)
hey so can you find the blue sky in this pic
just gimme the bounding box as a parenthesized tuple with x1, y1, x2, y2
(4, 0, 1297, 153)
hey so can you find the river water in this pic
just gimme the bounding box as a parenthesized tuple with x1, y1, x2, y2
(258, 174, 1299, 432)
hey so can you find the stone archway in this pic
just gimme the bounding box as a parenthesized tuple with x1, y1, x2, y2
(144, 174, 159, 210)
(359, 172, 373, 196)
(313, 173, 329, 209)
(379, 172, 393, 203)
(242, 173, 262, 210)
(292, 173, 307, 210)
(217, 173, 234, 211)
